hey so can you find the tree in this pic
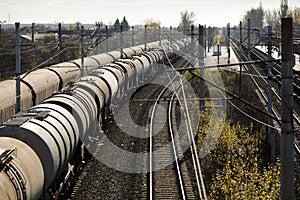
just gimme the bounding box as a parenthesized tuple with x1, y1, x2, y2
(113, 18, 120, 32)
(69, 22, 81, 31)
(264, 6, 299, 28)
(264, 9, 280, 28)
(292, 7, 300, 25)
(243, 3, 264, 30)
(95, 21, 104, 29)
(144, 18, 161, 29)
(280, 0, 289, 18)
(179, 10, 196, 32)
(121, 16, 130, 31)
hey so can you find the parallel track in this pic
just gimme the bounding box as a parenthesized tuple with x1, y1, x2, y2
(231, 40, 300, 154)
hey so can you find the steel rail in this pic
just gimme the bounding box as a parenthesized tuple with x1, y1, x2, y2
(168, 91, 187, 200)
(232, 40, 300, 155)
(148, 73, 181, 200)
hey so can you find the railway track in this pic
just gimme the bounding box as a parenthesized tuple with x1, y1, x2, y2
(231, 40, 300, 155)
(68, 56, 206, 199)
(231, 38, 300, 197)
(146, 57, 207, 200)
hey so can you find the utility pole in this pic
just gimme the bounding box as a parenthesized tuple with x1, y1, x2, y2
(207, 26, 211, 52)
(31, 23, 35, 44)
(81, 25, 84, 77)
(191, 25, 195, 87)
(191, 25, 194, 58)
(247, 18, 251, 97)
(199, 25, 205, 111)
(217, 42, 220, 65)
(96, 22, 101, 54)
(120, 25, 123, 59)
(58, 23, 63, 62)
(31, 23, 38, 65)
(227, 23, 231, 64)
(203, 25, 206, 58)
(280, 17, 294, 200)
(159, 26, 161, 46)
(15, 22, 21, 113)
(239, 21, 243, 97)
(169, 26, 172, 52)
(105, 26, 108, 52)
(144, 25, 147, 50)
(267, 25, 275, 164)
(131, 26, 134, 47)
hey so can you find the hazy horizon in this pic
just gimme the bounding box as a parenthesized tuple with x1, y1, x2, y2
(0, 0, 298, 27)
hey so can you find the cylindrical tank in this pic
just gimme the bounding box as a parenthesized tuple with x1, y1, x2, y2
(0, 137, 44, 200)
(92, 69, 119, 103)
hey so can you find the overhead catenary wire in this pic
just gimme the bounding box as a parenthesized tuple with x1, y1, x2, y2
(20, 48, 68, 80)
(162, 36, 284, 128)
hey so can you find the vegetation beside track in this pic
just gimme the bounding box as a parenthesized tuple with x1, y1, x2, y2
(198, 117, 280, 199)
(189, 69, 281, 199)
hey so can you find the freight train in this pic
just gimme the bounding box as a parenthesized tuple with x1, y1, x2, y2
(0, 40, 170, 125)
(0, 39, 187, 199)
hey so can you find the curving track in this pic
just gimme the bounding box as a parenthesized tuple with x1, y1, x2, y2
(147, 57, 207, 200)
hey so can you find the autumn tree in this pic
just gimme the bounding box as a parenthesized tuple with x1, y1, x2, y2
(243, 3, 264, 30)
(292, 7, 300, 25)
(264, 6, 299, 28)
(264, 9, 280, 28)
(144, 18, 161, 29)
(69, 21, 81, 31)
(179, 10, 196, 33)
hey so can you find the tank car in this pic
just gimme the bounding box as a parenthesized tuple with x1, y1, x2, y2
(0, 39, 186, 199)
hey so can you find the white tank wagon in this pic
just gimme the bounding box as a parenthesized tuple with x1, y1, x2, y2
(0, 42, 168, 125)
(0, 40, 189, 199)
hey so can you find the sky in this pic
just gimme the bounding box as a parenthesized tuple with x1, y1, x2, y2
(0, 0, 299, 27)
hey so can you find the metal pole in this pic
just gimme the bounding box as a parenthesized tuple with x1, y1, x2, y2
(144, 25, 147, 50)
(204, 25, 206, 58)
(120, 25, 123, 58)
(207, 26, 211, 52)
(0, 22, 3, 48)
(217, 43, 220, 65)
(191, 25, 194, 57)
(58, 23, 63, 62)
(280, 17, 294, 200)
(15, 22, 21, 113)
(267, 25, 275, 164)
(239, 21, 242, 97)
(81, 25, 84, 77)
(199, 25, 205, 111)
(159, 26, 161, 46)
(169, 26, 172, 52)
(131, 26, 134, 47)
(227, 23, 231, 64)
(31, 22, 38, 65)
(198, 25, 204, 66)
(247, 18, 251, 97)
(97, 23, 101, 54)
(191, 25, 195, 87)
(105, 25, 108, 52)
(31, 23, 35, 44)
